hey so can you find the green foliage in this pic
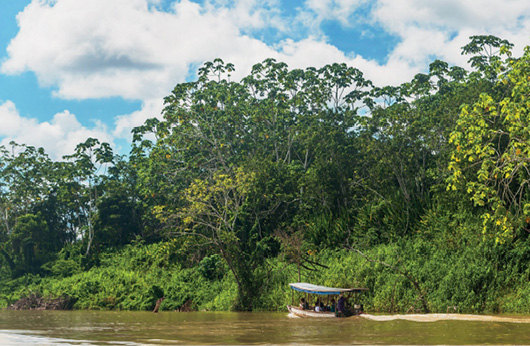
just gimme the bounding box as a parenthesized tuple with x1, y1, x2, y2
(4, 36, 530, 315)
(198, 254, 224, 281)
(3, 231, 530, 314)
(449, 43, 530, 242)
(45, 259, 81, 278)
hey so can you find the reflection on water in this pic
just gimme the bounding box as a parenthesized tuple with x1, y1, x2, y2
(0, 330, 95, 346)
(1, 310, 530, 345)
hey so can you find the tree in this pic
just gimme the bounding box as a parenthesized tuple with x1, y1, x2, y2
(174, 167, 257, 308)
(0, 143, 53, 236)
(92, 155, 143, 247)
(448, 42, 530, 242)
(133, 58, 374, 308)
(8, 212, 51, 276)
(63, 138, 114, 255)
(461, 35, 513, 81)
(352, 46, 500, 243)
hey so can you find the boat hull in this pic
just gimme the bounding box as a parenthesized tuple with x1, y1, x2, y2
(287, 305, 337, 318)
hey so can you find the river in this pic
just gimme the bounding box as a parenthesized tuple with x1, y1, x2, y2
(1, 310, 530, 345)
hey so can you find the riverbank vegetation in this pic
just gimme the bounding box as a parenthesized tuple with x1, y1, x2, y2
(2, 36, 530, 313)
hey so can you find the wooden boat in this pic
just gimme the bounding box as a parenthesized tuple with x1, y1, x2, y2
(287, 304, 337, 318)
(287, 282, 368, 318)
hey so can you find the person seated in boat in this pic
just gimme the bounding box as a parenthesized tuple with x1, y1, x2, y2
(329, 298, 336, 313)
(314, 298, 322, 312)
(299, 297, 309, 310)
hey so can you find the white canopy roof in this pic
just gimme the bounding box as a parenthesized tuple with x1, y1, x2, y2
(289, 282, 368, 295)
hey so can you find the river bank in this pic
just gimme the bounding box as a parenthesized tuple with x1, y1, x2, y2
(3, 240, 530, 314)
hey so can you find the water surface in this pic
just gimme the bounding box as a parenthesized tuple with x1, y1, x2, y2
(1, 310, 530, 345)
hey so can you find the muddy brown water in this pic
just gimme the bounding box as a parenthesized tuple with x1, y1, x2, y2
(1, 310, 530, 345)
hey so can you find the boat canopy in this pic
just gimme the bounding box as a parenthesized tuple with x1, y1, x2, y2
(289, 282, 368, 295)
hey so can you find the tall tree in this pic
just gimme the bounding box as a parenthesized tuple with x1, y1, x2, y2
(448, 42, 530, 242)
(134, 58, 374, 308)
(63, 138, 113, 255)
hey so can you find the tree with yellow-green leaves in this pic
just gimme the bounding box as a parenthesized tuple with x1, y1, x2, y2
(448, 40, 530, 243)
(178, 167, 255, 303)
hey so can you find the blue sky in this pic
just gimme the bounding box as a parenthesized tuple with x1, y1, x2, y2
(1, 0, 530, 159)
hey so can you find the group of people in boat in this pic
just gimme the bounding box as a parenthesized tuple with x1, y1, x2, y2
(299, 292, 355, 316)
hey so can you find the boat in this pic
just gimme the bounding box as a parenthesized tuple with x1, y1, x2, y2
(287, 304, 338, 318)
(287, 282, 368, 318)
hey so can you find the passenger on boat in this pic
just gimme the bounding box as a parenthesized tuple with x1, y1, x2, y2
(329, 298, 336, 312)
(337, 294, 345, 312)
(314, 298, 322, 312)
(337, 293, 353, 317)
(299, 297, 309, 310)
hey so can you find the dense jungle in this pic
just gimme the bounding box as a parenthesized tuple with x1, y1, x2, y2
(2, 35, 530, 314)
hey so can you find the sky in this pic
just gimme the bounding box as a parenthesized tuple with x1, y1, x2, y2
(1, 0, 530, 160)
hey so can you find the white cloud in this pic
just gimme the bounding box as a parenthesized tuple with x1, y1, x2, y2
(4, 0, 530, 97)
(205, 0, 285, 31)
(374, 0, 530, 34)
(3, 0, 189, 100)
(298, 0, 370, 28)
(0, 100, 114, 160)
(372, 0, 530, 66)
(293, 0, 530, 79)
(113, 98, 164, 140)
(1, 0, 287, 101)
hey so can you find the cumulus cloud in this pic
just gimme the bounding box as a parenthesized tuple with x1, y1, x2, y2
(113, 98, 164, 140)
(294, 0, 530, 76)
(372, 0, 530, 65)
(302, 0, 370, 26)
(0, 100, 113, 160)
(1, 0, 285, 101)
(205, 0, 285, 31)
(4, 0, 530, 96)
(374, 0, 530, 34)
